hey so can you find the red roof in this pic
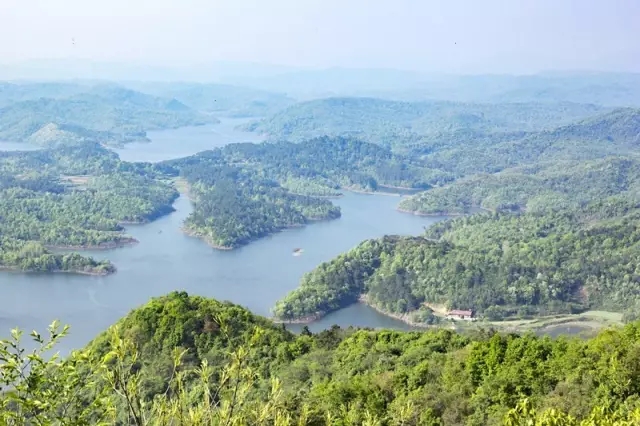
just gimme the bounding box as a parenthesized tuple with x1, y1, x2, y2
(448, 310, 473, 316)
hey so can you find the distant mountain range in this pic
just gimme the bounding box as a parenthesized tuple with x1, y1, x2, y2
(2, 59, 639, 106)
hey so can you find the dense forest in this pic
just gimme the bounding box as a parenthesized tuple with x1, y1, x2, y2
(275, 195, 640, 323)
(4, 292, 640, 425)
(411, 108, 640, 178)
(0, 237, 114, 275)
(0, 83, 218, 147)
(0, 143, 178, 273)
(398, 156, 640, 215)
(162, 136, 451, 248)
(241, 97, 609, 148)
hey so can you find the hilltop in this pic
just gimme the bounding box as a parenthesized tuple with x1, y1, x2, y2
(3, 292, 640, 424)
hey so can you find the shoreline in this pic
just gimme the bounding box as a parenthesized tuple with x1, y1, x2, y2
(273, 294, 623, 336)
(0, 265, 115, 277)
(396, 207, 467, 217)
(271, 294, 430, 328)
(272, 312, 325, 324)
(396, 206, 493, 217)
(344, 187, 402, 197)
(181, 214, 341, 251)
(357, 295, 434, 328)
(181, 227, 234, 250)
(46, 238, 139, 251)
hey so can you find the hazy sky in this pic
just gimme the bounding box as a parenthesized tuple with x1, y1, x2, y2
(1, 0, 639, 74)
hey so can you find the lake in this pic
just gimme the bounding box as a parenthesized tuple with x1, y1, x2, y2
(112, 118, 265, 162)
(0, 120, 446, 353)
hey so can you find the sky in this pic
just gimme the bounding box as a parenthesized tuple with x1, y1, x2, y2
(1, 0, 639, 74)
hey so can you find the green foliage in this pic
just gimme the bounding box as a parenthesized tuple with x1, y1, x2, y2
(275, 198, 640, 321)
(0, 237, 115, 275)
(6, 293, 640, 425)
(164, 136, 452, 248)
(399, 157, 640, 215)
(0, 143, 178, 273)
(243, 97, 608, 149)
(0, 84, 217, 147)
(412, 108, 640, 178)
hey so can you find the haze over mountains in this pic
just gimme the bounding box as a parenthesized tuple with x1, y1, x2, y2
(3, 58, 640, 105)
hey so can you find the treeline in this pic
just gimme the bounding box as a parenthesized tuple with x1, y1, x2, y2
(0, 143, 178, 274)
(5, 292, 640, 424)
(183, 170, 341, 249)
(246, 98, 640, 183)
(275, 196, 640, 322)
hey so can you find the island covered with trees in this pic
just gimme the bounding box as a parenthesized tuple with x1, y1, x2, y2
(3, 291, 640, 424)
(161, 136, 449, 249)
(0, 142, 178, 274)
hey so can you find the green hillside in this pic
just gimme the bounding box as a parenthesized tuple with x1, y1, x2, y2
(243, 97, 608, 148)
(0, 143, 178, 273)
(3, 292, 640, 425)
(275, 196, 640, 323)
(0, 84, 218, 147)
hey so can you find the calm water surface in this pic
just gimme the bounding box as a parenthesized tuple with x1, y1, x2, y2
(113, 118, 264, 162)
(0, 120, 447, 352)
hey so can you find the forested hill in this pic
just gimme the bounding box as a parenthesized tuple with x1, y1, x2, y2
(0, 83, 218, 147)
(274, 196, 640, 324)
(161, 136, 448, 249)
(398, 156, 640, 215)
(5, 291, 640, 424)
(400, 108, 640, 214)
(241, 97, 609, 146)
(126, 81, 297, 117)
(0, 143, 178, 274)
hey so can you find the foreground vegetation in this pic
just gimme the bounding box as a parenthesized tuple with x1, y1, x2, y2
(4, 292, 640, 425)
(275, 195, 640, 324)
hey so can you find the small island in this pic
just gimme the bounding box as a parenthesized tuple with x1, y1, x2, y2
(0, 238, 115, 276)
(160, 136, 440, 249)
